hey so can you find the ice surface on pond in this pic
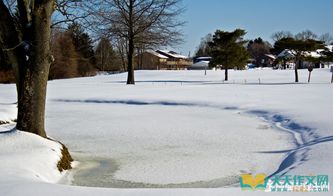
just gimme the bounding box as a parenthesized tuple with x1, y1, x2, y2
(48, 101, 294, 186)
(59, 103, 294, 187)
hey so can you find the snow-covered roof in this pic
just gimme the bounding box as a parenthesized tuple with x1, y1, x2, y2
(277, 45, 333, 59)
(277, 49, 295, 59)
(326, 45, 333, 52)
(157, 50, 188, 59)
(196, 57, 212, 60)
(265, 54, 276, 60)
(146, 50, 169, 59)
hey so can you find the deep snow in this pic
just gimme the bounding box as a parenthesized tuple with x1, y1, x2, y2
(0, 68, 332, 195)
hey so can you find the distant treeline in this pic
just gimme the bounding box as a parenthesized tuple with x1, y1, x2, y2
(0, 23, 124, 84)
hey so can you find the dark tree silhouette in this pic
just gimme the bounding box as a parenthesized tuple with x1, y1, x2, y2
(208, 29, 249, 81)
(274, 37, 325, 82)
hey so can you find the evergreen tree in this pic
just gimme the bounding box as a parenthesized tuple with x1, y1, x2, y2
(208, 29, 249, 81)
(273, 37, 325, 82)
(67, 23, 95, 61)
(320, 49, 333, 63)
(67, 23, 96, 76)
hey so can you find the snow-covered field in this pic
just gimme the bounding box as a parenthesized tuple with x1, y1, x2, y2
(0, 68, 332, 195)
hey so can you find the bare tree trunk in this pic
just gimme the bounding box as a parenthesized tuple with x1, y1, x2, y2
(225, 68, 228, 81)
(16, 1, 54, 138)
(283, 59, 287, 69)
(126, 0, 135, 85)
(295, 66, 299, 83)
(295, 59, 299, 83)
(127, 36, 135, 84)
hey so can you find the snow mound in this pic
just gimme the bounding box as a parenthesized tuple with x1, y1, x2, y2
(0, 127, 64, 183)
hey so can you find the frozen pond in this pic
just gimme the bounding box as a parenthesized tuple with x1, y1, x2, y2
(51, 104, 295, 188)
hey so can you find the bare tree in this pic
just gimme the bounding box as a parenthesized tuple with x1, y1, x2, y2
(271, 31, 293, 42)
(50, 28, 80, 79)
(247, 37, 272, 67)
(295, 30, 318, 41)
(0, 0, 57, 137)
(0, 0, 98, 170)
(94, 0, 185, 84)
(195, 33, 212, 57)
(95, 37, 122, 71)
(319, 33, 333, 45)
(52, 0, 95, 28)
(114, 37, 129, 71)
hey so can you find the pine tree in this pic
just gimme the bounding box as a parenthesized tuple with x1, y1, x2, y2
(273, 37, 325, 82)
(67, 23, 96, 76)
(208, 29, 249, 81)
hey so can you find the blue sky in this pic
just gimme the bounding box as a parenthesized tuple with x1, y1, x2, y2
(174, 0, 333, 55)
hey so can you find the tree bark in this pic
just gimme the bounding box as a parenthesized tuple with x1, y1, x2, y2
(295, 59, 299, 83)
(283, 59, 287, 69)
(225, 68, 228, 81)
(15, 1, 54, 138)
(126, 0, 135, 85)
(126, 36, 135, 84)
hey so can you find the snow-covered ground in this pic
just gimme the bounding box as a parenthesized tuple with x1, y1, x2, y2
(0, 68, 332, 195)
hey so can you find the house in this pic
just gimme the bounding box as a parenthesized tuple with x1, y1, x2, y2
(276, 46, 333, 69)
(136, 50, 192, 70)
(260, 54, 275, 66)
(135, 50, 168, 70)
(156, 50, 192, 70)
